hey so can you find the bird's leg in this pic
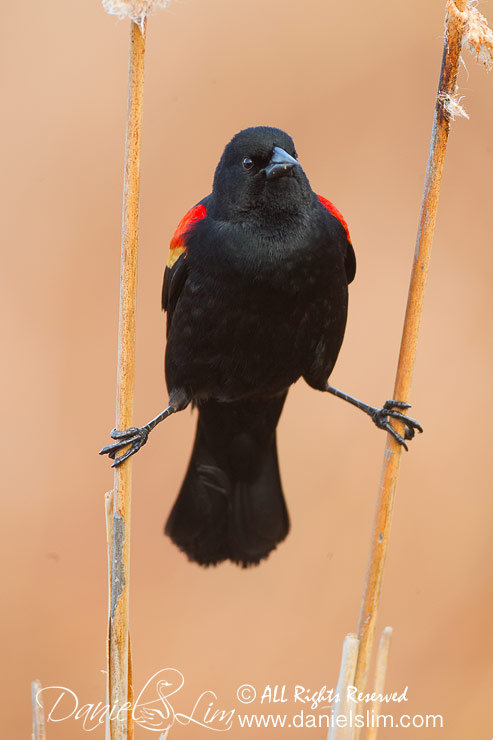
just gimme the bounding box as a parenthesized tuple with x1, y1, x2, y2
(325, 384, 423, 450)
(99, 389, 190, 467)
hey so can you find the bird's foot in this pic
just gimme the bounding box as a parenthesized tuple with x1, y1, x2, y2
(99, 426, 150, 467)
(371, 400, 423, 451)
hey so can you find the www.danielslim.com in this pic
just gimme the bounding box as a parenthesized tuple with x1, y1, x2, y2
(236, 710, 444, 730)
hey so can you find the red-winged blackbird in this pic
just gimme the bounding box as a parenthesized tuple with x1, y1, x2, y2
(101, 126, 421, 567)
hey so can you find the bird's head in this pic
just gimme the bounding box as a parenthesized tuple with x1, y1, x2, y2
(210, 126, 314, 226)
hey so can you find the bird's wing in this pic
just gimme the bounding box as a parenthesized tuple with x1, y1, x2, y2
(317, 194, 356, 284)
(162, 197, 209, 331)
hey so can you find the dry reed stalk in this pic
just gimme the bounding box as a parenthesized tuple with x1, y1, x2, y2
(366, 627, 392, 740)
(105, 491, 115, 740)
(104, 16, 147, 740)
(327, 634, 360, 740)
(31, 680, 46, 740)
(352, 0, 469, 718)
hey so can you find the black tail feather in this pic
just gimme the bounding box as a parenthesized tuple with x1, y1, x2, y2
(165, 394, 289, 566)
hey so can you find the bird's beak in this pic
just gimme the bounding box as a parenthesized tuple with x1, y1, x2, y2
(263, 146, 300, 180)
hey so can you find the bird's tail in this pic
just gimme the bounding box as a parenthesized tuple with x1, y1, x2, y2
(165, 393, 289, 567)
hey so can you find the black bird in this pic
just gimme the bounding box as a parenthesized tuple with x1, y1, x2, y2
(100, 126, 422, 567)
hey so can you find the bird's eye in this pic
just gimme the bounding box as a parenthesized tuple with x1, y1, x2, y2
(242, 157, 254, 170)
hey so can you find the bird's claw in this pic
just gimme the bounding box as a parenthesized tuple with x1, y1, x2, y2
(99, 426, 149, 467)
(372, 400, 423, 451)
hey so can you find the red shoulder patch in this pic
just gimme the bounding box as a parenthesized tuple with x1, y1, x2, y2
(167, 203, 207, 268)
(317, 194, 351, 244)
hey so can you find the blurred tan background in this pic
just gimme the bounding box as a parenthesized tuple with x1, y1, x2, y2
(2, 0, 493, 737)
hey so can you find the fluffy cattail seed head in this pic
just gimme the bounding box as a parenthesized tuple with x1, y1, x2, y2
(102, 0, 168, 31)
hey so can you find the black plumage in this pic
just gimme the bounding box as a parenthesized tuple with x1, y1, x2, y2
(100, 126, 421, 567)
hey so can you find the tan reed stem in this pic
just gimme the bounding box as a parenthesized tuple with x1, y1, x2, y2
(366, 627, 392, 740)
(31, 680, 46, 740)
(353, 0, 468, 706)
(327, 634, 360, 740)
(107, 19, 146, 740)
